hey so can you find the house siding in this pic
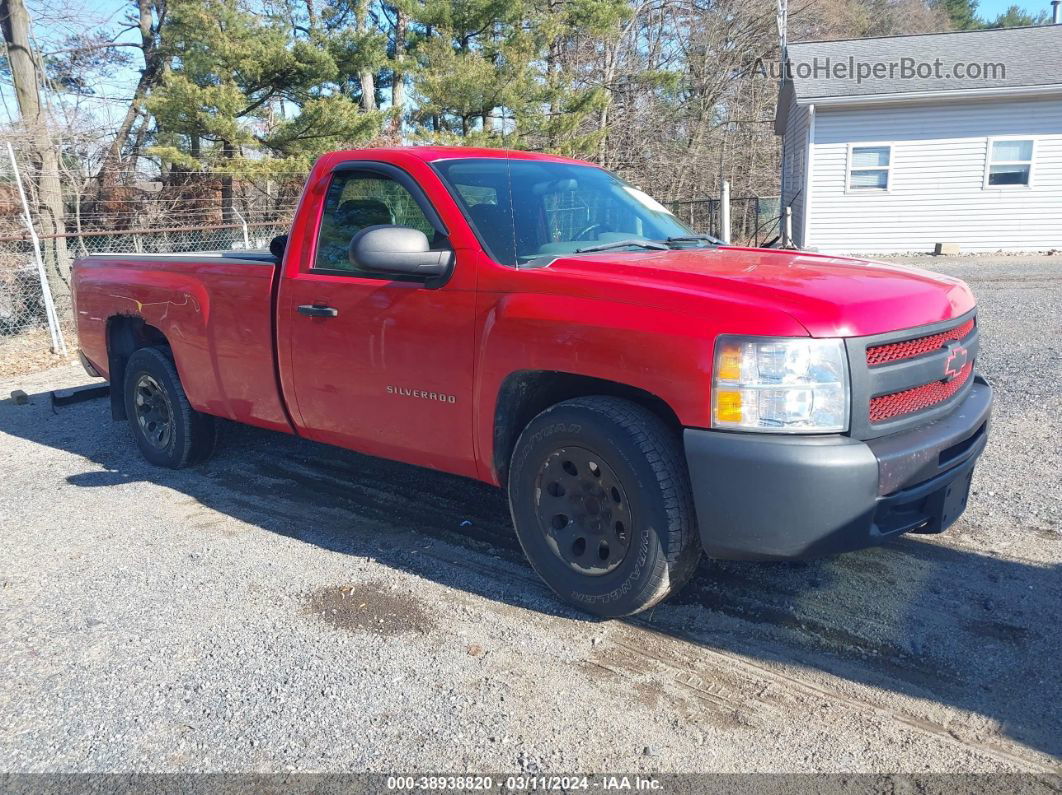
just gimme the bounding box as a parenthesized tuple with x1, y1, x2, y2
(806, 96, 1062, 253)
(781, 101, 810, 248)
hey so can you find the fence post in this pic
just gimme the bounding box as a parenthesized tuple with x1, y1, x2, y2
(784, 206, 793, 247)
(6, 142, 68, 356)
(232, 205, 251, 249)
(719, 181, 731, 245)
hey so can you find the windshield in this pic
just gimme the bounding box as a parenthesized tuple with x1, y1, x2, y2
(433, 158, 698, 266)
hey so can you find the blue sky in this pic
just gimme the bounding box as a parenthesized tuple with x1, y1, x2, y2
(3, 0, 1055, 127)
(31, 0, 1059, 48)
(977, 0, 1053, 15)
(976, 0, 1052, 17)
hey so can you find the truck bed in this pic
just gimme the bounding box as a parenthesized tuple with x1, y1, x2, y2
(73, 251, 292, 434)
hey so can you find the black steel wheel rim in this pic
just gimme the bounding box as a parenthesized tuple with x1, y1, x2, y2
(533, 446, 634, 576)
(134, 374, 173, 450)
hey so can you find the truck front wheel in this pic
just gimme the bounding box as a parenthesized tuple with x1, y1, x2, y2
(123, 347, 217, 468)
(508, 397, 701, 617)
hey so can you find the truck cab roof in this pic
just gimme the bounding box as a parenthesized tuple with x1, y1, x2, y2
(324, 146, 592, 167)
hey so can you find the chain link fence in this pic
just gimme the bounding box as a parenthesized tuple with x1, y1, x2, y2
(0, 144, 66, 374)
(0, 142, 302, 374)
(665, 196, 781, 246)
(1, 147, 43, 338)
(0, 220, 297, 376)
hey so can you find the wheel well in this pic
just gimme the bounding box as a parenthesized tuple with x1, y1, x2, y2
(106, 315, 169, 420)
(492, 370, 681, 487)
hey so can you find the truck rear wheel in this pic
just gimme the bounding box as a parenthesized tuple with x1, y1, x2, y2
(123, 347, 217, 468)
(507, 397, 701, 617)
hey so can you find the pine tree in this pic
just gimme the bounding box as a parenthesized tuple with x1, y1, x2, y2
(321, 0, 389, 111)
(520, 0, 626, 158)
(147, 0, 379, 174)
(932, 0, 982, 29)
(407, 0, 537, 143)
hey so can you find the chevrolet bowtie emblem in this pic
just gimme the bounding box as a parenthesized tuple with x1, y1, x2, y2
(943, 340, 968, 381)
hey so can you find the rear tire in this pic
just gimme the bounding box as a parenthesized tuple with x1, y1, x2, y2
(123, 347, 217, 468)
(508, 396, 701, 617)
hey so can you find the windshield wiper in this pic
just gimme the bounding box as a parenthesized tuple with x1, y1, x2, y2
(666, 234, 723, 247)
(575, 239, 670, 253)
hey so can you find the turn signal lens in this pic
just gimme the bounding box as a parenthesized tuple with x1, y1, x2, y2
(711, 337, 850, 433)
(715, 389, 743, 423)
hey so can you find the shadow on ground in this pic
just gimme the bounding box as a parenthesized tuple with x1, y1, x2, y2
(1, 387, 1059, 762)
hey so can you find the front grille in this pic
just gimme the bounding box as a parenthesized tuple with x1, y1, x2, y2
(869, 362, 973, 423)
(866, 318, 975, 367)
(845, 309, 979, 440)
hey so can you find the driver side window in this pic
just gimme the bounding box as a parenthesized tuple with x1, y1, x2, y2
(314, 173, 436, 274)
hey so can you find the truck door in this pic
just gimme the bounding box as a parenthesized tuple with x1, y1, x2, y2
(281, 163, 478, 478)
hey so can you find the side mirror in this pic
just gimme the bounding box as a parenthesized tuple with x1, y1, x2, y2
(269, 234, 287, 261)
(349, 225, 453, 280)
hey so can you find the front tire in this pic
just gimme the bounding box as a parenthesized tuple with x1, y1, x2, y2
(508, 397, 701, 617)
(123, 347, 217, 468)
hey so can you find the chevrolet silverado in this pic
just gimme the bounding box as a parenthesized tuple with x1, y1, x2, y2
(72, 147, 992, 617)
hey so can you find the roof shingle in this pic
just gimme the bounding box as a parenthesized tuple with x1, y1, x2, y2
(785, 25, 1062, 100)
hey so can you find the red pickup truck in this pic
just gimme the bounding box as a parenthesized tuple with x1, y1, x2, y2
(73, 147, 992, 617)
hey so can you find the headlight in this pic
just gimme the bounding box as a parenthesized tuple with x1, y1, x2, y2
(711, 336, 850, 433)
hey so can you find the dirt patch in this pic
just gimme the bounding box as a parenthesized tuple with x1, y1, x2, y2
(632, 681, 660, 710)
(304, 583, 433, 636)
(0, 328, 76, 377)
(581, 642, 749, 732)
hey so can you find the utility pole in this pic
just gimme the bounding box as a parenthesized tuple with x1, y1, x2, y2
(1, 0, 70, 304)
(777, 0, 791, 246)
(777, 0, 788, 72)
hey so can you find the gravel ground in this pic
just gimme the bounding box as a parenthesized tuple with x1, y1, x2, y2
(0, 257, 1059, 775)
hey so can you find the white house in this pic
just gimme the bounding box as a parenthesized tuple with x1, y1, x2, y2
(775, 25, 1062, 254)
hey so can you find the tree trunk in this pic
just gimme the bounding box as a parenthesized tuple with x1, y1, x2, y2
(390, 9, 407, 139)
(1, 0, 70, 309)
(546, 31, 560, 149)
(358, 0, 377, 111)
(129, 108, 150, 166)
(596, 41, 615, 167)
(221, 140, 235, 228)
(360, 70, 377, 111)
(98, 0, 164, 181)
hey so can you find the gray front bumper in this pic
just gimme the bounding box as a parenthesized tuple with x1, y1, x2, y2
(684, 377, 992, 560)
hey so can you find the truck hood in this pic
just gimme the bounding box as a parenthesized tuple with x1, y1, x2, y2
(543, 247, 976, 337)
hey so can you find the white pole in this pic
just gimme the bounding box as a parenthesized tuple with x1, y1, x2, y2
(784, 206, 793, 247)
(232, 205, 250, 249)
(777, 0, 788, 60)
(719, 180, 731, 245)
(6, 142, 67, 356)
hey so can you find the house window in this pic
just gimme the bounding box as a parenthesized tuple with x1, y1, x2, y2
(848, 146, 891, 191)
(986, 139, 1033, 187)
